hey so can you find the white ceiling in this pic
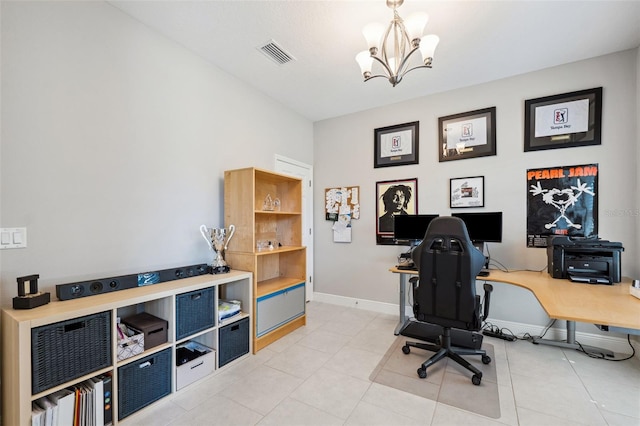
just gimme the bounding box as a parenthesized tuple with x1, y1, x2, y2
(108, 1, 640, 122)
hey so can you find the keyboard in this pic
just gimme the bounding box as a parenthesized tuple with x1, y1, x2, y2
(397, 264, 417, 271)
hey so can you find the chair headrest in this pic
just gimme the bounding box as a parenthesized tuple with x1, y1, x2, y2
(423, 216, 472, 243)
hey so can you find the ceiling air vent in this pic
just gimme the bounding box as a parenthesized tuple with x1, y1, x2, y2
(258, 40, 296, 65)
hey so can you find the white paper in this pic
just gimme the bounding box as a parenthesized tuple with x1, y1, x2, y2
(332, 214, 352, 243)
(446, 117, 487, 149)
(380, 129, 413, 158)
(534, 99, 589, 137)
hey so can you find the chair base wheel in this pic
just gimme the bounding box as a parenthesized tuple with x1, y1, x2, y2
(482, 355, 491, 364)
(402, 345, 410, 355)
(417, 368, 427, 379)
(472, 374, 482, 385)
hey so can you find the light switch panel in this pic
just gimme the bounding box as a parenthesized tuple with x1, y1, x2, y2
(0, 227, 27, 249)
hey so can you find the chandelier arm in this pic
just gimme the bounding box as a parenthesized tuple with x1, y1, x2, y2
(370, 55, 395, 79)
(363, 74, 391, 82)
(398, 64, 432, 79)
(396, 46, 417, 77)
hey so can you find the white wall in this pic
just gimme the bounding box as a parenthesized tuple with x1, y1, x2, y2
(0, 1, 313, 305)
(637, 48, 640, 273)
(313, 49, 638, 332)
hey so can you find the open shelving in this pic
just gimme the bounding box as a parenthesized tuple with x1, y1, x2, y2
(1, 270, 252, 425)
(224, 167, 306, 352)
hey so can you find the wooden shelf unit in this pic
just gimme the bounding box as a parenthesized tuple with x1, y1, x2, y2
(1, 270, 252, 425)
(224, 167, 306, 353)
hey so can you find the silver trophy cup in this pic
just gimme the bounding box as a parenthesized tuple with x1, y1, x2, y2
(200, 224, 236, 273)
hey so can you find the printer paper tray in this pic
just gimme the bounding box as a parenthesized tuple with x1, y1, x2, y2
(568, 272, 612, 285)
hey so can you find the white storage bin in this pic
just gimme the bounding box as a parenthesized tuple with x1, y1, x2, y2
(175, 341, 215, 390)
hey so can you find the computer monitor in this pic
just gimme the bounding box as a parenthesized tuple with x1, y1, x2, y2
(451, 212, 503, 244)
(393, 214, 439, 245)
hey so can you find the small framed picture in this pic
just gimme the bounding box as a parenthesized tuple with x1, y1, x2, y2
(524, 87, 602, 152)
(439, 107, 496, 162)
(374, 121, 419, 168)
(376, 178, 418, 245)
(450, 176, 484, 208)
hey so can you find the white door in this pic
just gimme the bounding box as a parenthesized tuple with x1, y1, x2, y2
(275, 155, 314, 301)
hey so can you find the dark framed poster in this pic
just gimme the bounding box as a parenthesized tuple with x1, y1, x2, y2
(524, 87, 602, 152)
(526, 164, 598, 248)
(374, 121, 419, 168)
(376, 178, 417, 245)
(438, 107, 496, 162)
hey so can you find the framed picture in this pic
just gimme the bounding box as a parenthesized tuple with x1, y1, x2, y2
(524, 87, 602, 152)
(376, 178, 417, 245)
(450, 176, 484, 208)
(438, 107, 496, 162)
(526, 164, 598, 247)
(374, 121, 419, 168)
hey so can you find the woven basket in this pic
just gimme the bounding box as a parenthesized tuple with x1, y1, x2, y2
(218, 317, 249, 367)
(31, 311, 112, 394)
(117, 348, 172, 419)
(175, 287, 215, 340)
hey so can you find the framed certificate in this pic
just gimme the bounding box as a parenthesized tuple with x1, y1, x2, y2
(438, 107, 496, 162)
(374, 121, 419, 168)
(524, 87, 602, 152)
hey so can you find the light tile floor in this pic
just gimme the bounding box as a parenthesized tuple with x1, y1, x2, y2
(122, 301, 640, 426)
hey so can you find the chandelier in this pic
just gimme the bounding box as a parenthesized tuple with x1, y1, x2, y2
(355, 0, 439, 87)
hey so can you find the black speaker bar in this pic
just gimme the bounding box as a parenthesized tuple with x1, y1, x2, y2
(56, 263, 210, 301)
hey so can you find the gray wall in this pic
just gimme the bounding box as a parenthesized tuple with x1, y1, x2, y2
(0, 1, 313, 305)
(313, 49, 639, 331)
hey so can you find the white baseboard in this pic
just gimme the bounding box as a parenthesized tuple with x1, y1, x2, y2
(313, 292, 400, 316)
(313, 292, 638, 359)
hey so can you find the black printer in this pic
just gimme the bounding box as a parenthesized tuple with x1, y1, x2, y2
(547, 236, 624, 284)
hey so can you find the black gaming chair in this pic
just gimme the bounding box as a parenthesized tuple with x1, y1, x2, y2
(402, 216, 493, 385)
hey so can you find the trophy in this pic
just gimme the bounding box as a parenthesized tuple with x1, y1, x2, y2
(199, 224, 236, 274)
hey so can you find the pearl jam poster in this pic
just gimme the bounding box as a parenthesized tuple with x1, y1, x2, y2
(526, 164, 598, 248)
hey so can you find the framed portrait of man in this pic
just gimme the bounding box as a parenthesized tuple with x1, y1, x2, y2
(376, 178, 418, 245)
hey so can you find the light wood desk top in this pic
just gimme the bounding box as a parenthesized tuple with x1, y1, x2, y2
(390, 268, 640, 331)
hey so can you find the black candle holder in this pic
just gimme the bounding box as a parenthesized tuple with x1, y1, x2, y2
(13, 274, 50, 309)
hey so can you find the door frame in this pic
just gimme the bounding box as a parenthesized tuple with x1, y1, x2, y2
(274, 155, 314, 301)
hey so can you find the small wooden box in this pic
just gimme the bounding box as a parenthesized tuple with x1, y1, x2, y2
(123, 312, 168, 350)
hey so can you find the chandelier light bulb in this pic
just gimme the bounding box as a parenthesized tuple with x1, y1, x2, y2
(404, 12, 429, 43)
(419, 34, 440, 65)
(355, 51, 374, 77)
(387, 57, 397, 75)
(362, 22, 385, 53)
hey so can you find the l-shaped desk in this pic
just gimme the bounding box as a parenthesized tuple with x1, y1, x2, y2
(390, 267, 640, 355)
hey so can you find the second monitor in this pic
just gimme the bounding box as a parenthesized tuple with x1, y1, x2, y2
(452, 211, 503, 275)
(451, 212, 503, 245)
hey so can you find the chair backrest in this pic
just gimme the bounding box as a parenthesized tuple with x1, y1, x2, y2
(411, 216, 486, 330)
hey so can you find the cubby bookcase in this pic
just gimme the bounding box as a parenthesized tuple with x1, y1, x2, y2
(224, 167, 306, 353)
(1, 270, 252, 425)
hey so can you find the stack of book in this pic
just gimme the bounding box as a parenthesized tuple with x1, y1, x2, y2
(32, 373, 112, 426)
